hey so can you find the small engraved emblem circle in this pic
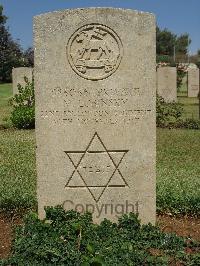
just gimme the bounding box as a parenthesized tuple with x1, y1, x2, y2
(67, 24, 123, 80)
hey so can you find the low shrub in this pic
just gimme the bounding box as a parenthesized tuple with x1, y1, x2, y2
(156, 55, 172, 64)
(10, 106, 35, 129)
(10, 77, 35, 129)
(156, 94, 183, 127)
(156, 95, 200, 129)
(176, 118, 200, 130)
(1, 206, 199, 265)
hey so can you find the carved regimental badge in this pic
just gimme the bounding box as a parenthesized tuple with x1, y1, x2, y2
(67, 24, 123, 80)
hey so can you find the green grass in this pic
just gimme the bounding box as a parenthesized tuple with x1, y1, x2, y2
(0, 83, 12, 126)
(0, 129, 36, 211)
(178, 96, 199, 120)
(157, 128, 200, 215)
(177, 79, 187, 97)
(177, 79, 199, 119)
(0, 84, 36, 211)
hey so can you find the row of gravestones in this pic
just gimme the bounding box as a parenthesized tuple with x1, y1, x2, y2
(11, 7, 199, 225)
(12, 66, 200, 102)
(157, 66, 200, 102)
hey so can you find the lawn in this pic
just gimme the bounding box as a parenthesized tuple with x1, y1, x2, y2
(0, 83, 199, 215)
(177, 78, 199, 120)
(157, 128, 200, 215)
(0, 129, 36, 211)
(0, 83, 12, 126)
(178, 96, 199, 120)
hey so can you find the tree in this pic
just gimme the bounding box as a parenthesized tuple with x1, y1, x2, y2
(0, 5, 25, 82)
(24, 47, 34, 67)
(176, 33, 191, 55)
(195, 50, 200, 69)
(0, 5, 6, 24)
(156, 27, 191, 63)
(156, 26, 176, 56)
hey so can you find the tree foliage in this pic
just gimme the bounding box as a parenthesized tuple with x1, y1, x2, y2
(156, 26, 176, 56)
(176, 33, 191, 55)
(0, 5, 26, 82)
(24, 47, 34, 67)
(156, 26, 191, 58)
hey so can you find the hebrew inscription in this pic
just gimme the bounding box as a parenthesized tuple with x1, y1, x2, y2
(65, 132, 129, 202)
(67, 24, 123, 80)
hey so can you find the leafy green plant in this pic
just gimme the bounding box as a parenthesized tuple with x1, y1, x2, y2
(156, 95, 200, 129)
(176, 64, 187, 90)
(156, 94, 183, 127)
(1, 206, 199, 265)
(176, 118, 200, 129)
(10, 77, 35, 129)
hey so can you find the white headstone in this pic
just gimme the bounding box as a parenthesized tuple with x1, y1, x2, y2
(157, 67, 177, 102)
(34, 8, 156, 224)
(12, 67, 33, 95)
(188, 68, 199, 97)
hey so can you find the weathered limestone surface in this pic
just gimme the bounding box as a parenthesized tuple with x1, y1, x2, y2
(34, 8, 156, 224)
(157, 67, 177, 102)
(188, 68, 199, 97)
(12, 67, 33, 95)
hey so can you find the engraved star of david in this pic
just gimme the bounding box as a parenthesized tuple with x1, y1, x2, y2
(64, 132, 129, 202)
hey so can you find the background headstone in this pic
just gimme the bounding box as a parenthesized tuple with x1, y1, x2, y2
(188, 68, 199, 97)
(157, 67, 177, 102)
(12, 67, 33, 95)
(34, 8, 156, 224)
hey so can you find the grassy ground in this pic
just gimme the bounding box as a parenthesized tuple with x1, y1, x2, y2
(0, 84, 35, 211)
(157, 128, 200, 215)
(178, 96, 199, 120)
(0, 83, 199, 215)
(177, 79, 199, 120)
(0, 83, 12, 126)
(0, 129, 36, 211)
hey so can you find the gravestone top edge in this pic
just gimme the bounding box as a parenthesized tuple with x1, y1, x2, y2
(157, 66, 176, 69)
(33, 7, 155, 20)
(12, 67, 33, 70)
